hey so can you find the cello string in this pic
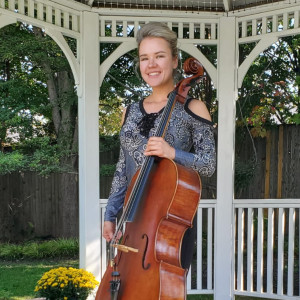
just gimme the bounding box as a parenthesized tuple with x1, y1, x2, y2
(111, 89, 178, 247)
(112, 84, 192, 253)
(119, 89, 177, 216)
(121, 89, 177, 216)
(109, 60, 204, 260)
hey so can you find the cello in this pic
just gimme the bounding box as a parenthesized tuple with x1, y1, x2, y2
(96, 58, 205, 300)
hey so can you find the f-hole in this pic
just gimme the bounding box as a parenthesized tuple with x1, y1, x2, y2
(142, 234, 150, 270)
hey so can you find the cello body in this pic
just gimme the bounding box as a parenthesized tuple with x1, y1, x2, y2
(96, 157, 201, 300)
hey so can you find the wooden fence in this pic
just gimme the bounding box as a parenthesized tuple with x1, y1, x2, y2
(236, 124, 300, 199)
(0, 172, 79, 241)
(0, 125, 299, 241)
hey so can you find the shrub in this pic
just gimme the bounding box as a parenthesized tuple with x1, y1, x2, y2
(0, 151, 27, 175)
(0, 243, 23, 259)
(100, 164, 116, 176)
(0, 238, 78, 260)
(35, 267, 99, 300)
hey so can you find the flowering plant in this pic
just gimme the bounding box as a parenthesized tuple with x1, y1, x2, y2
(35, 267, 99, 300)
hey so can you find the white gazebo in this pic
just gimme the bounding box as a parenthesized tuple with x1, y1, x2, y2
(0, 0, 299, 299)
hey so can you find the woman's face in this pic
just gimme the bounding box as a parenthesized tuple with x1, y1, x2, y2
(139, 37, 178, 89)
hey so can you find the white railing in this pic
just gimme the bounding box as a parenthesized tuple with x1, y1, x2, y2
(100, 199, 109, 276)
(99, 16, 219, 44)
(0, 0, 80, 34)
(187, 200, 216, 295)
(237, 6, 300, 43)
(234, 199, 300, 299)
(100, 198, 300, 299)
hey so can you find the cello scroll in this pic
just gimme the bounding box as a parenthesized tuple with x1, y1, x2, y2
(175, 57, 205, 103)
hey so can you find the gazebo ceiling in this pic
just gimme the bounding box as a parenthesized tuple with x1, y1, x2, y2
(73, 0, 285, 12)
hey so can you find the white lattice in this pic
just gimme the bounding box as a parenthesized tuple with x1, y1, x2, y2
(234, 200, 300, 299)
(99, 16, 219, 44)
(0, 0, 80, 35)
(237, 5, 300, 43)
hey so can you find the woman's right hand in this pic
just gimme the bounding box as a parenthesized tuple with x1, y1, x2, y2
(103, 221, 115, 242)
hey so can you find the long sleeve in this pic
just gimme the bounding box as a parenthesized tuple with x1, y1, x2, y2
(104, 100, 217, 222)
(174, 121, 216, 177)
(104, 147, 128, 222)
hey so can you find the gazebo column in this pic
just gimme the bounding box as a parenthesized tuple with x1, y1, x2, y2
(215, 16, 237, 300)
(78, 11, 101, 281)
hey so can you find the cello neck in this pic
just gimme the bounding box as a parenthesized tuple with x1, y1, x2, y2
(121, 88, 178, 223)
(111, 57, 205, 248)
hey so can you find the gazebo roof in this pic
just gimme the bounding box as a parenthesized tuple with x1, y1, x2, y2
(73, 0, 285, 12)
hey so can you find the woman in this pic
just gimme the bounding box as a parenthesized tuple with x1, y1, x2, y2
(103, 22, 216, 270)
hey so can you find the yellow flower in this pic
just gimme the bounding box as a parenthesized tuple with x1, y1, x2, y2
(35, 267, 99, 299)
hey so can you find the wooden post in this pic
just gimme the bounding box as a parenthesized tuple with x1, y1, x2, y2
(264, 130, 271, 199)
(277, 125, 283, 198)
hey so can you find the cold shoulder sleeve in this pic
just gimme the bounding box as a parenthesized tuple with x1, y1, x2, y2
(174, 119, 216, 177)
(104, 147, 128, 222)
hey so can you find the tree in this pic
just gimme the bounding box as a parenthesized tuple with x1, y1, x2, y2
(234, 34, 300, 195)
(0, 24, 50, 151)
(0, 23, 78, 237)
(0, 23, 78, 170)
(238, 35, 300, 138)
(99, 42, 147, 135)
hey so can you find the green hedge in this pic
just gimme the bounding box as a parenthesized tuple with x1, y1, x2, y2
(0, 238, 78, 260)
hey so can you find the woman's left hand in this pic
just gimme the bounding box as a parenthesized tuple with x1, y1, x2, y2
(144, 137, 175, 159)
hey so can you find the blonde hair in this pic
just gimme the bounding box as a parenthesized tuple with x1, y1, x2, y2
(136, 22, 178, 58)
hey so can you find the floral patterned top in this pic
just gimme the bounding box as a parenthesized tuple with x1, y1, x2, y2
(104, 97, 216, 222)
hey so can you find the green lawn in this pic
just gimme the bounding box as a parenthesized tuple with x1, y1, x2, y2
(0, 259, 267, 300)
(0, 259, 78, 300)
(187, 295, 212, 299)
(187, 295, 268, 300)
